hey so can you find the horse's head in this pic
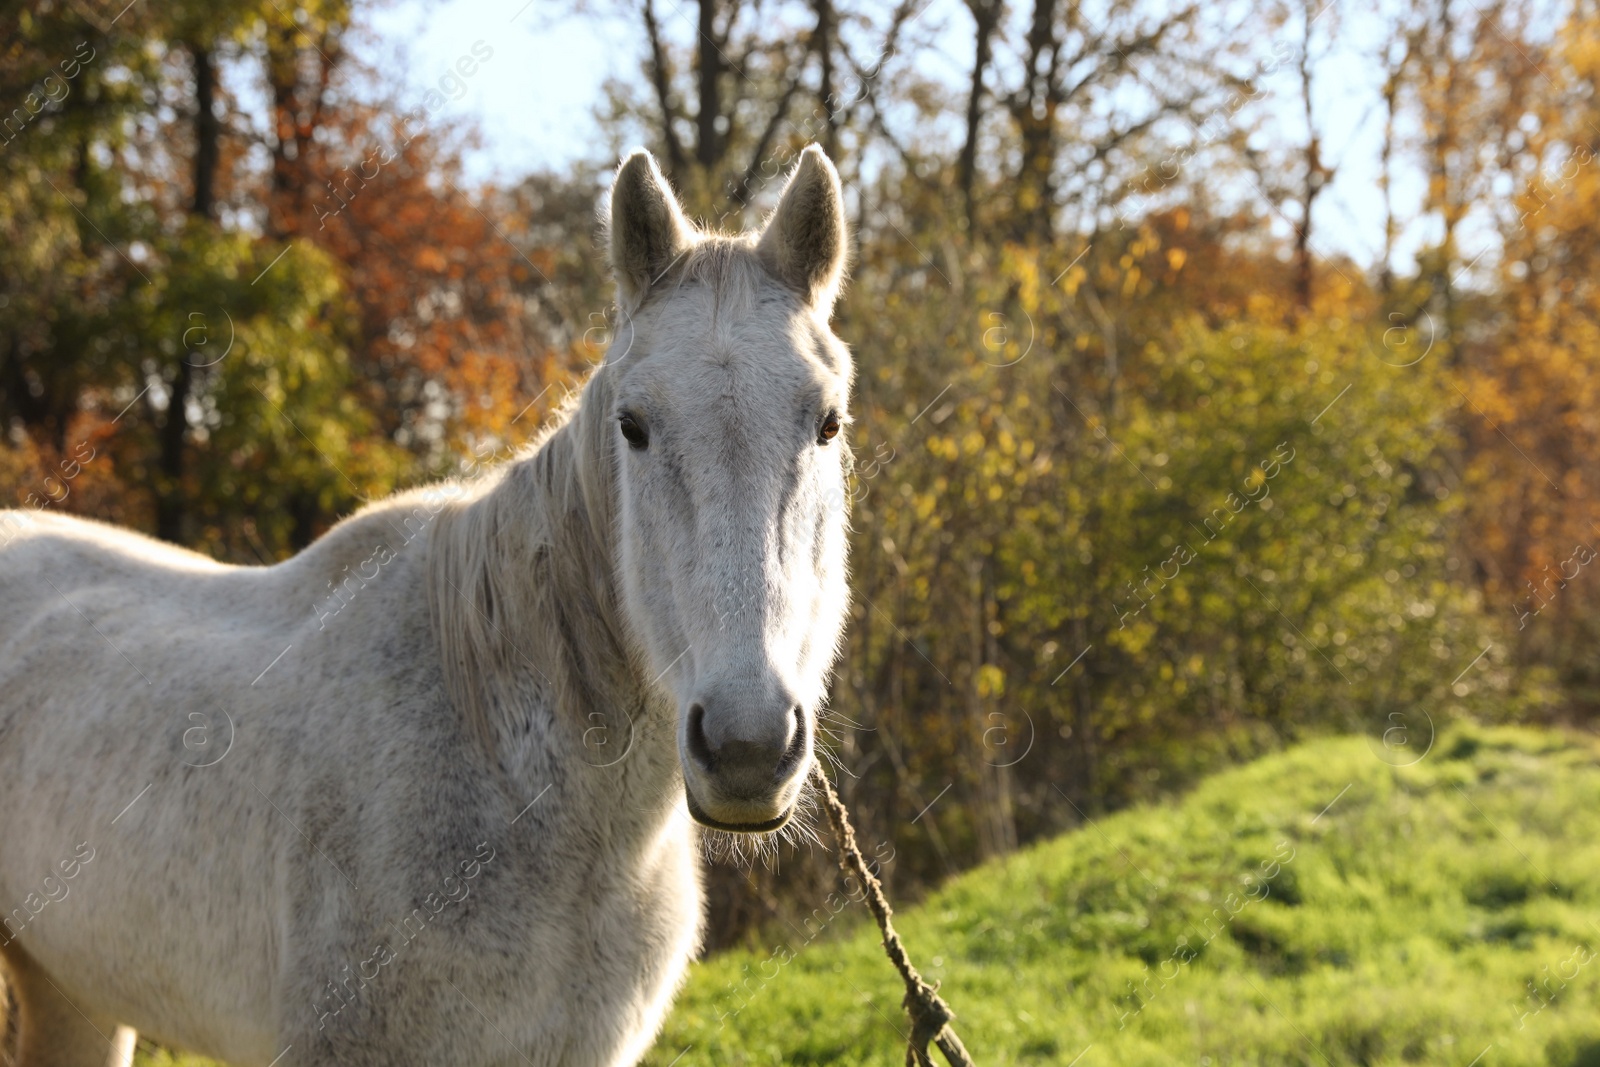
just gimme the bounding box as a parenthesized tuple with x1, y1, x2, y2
(603, 146, 852, 833)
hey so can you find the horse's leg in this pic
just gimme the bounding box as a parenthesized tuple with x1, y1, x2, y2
(105, 1029, 136, 1067)
(0, 943, 133, 1067)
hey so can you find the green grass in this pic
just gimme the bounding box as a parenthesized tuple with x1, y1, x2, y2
(134, 725, 1600, 1066)
(642, 726, 1600, 1067)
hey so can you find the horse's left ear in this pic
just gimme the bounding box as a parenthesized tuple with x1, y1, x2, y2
(757, 145, 849, 312)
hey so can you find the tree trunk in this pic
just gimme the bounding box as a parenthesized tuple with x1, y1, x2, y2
(157, 42, 221, 544)
(1379, 65, 1399, 296)
(958, 0, 1001, 229)
(155, 359, 192, 543)
(983, 572, 1015, 853)
(192, 46, 219, 221)
(814, 0, 837, 156)
(1432, 0, 1460, 335)
(290, 490, 319, 550)
(1071, 613, 1097, 809)
(642, 0, 686, 182)
(695, 0, 722, 173)
(1292, 11, 1321, 317)
(1012, 0, 1060, 241)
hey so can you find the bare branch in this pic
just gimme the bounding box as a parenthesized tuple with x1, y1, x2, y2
(641, 0, 687, 179)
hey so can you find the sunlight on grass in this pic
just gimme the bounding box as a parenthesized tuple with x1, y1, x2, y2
(642, 726, 1600, 1067)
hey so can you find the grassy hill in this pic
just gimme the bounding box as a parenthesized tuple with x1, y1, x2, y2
(131, 725, 1600, 1066)
(641, 726, 1600, 1067)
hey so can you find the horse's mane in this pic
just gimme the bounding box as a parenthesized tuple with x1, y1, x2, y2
(426, 367, 642, 768)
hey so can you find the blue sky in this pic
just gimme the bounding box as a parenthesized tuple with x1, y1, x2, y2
(360, 0, 630, 174)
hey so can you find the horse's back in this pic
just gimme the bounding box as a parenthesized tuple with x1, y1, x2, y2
(0, 508, 233, 633)
(0, 510, 291, 1061)
(0, 509, 275, 722)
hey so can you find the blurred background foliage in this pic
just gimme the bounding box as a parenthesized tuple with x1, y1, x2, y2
(3, 0, 1598, 957)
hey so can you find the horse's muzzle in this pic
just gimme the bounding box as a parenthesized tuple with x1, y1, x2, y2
(680, 702, 811, 832)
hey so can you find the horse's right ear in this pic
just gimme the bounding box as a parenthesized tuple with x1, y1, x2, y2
(608, 150, 694, 311)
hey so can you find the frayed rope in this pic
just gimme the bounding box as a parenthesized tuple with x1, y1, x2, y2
(811, 765, 977, 1067)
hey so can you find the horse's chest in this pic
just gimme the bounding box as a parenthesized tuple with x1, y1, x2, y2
(432, 826, 703, 1066)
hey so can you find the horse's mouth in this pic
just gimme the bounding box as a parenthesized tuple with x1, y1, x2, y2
(683, 789, 796, 834)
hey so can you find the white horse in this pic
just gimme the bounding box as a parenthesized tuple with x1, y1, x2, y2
(0, 145, 853, 1066)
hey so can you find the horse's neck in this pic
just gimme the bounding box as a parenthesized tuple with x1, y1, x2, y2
(427, 389, 677, 812)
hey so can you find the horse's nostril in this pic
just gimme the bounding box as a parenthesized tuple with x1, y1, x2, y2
(686, 703, 714, 768)
(776, 706, 808, 776)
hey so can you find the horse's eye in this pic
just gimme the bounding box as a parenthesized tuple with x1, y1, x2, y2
(619, 414, 649, 450)
(818, 412, 841, 445)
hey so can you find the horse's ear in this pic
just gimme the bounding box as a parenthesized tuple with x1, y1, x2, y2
(757, 145, 849, 312)
(609, 150, 694, 310)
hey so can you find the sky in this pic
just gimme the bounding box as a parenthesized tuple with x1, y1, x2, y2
(352, 0, 1461, 276)
(360, 0, 631, 177)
